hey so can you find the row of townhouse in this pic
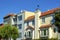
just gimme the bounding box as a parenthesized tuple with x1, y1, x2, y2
(3, 7, 60, 40)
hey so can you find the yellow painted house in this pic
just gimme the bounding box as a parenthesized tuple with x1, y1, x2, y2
(3, 8, 60, 40)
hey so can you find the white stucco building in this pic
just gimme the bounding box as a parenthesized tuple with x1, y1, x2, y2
(3, 7, 60, 40)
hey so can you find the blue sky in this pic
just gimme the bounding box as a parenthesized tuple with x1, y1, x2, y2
(0, 0, 60, 23)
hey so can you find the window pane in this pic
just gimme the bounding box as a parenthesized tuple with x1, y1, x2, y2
(13, 18, 17, 22)
(54, 28, 56, 33)
(19, 33, 22, 38)
(42, 17, 45, 23)
(18, 24, 22, 29)
(18, 15, 22, 21)
(32, 19, 35, 25)
(27, 22, 29, 26)
(29, 31, 31, 37)
(44, 29, 46, 35)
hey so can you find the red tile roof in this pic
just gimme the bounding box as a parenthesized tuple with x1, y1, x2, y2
(39, 24, 52, 28)
(40, 7, 60, 17)
(4, 14, 16, 19)
(26, 26, 34, 30)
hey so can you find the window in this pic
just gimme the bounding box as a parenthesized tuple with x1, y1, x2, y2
(25, 32, 26, 37)
(19, 33, 22, 38)
(18, 24, 22, 29)
(18, 15, 22, 21)
(27, 22, 29, 26)
(29, 31, 31, 37)
(51, 15, 55, 23)
(4, 19, 8, 23)
(4, 19, 9, 24)
(41, 29, 49, 36)
(44, 29, 46, 35)
(54, 28, 56, 33)
(32, 19, 35, 25)
(42, 17, 45, 23)
(13, 18, 17, 22)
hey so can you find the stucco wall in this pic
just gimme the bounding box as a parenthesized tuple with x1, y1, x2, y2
(24, 11, 35, 19)
(40, 14, 57, 39)
(34, 10, 41, 39)
(49, 27, 53, 38)
(40, 14, 54, 25)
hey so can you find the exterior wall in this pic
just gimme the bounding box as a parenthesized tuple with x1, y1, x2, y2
(24, 22, 27, 30)
(24, 20, 35, 39)
(4, 17, 11, 24)
(34, 10, 41, 39)
(4, 16, 17, 26)
(49, 27, 53, 39)
(32, 30, 35, 39)
(17, 13, 24, 40)
(17, 11, 35, 40)
(11, 16, 17, 25)
(49, 26, 58, 39)
(39, 14, 54, 39)
(40, 14, 54, 25)
(39, 13, 58, 39)
(24, 11, 35, 19)
(52, 26, 58, 38)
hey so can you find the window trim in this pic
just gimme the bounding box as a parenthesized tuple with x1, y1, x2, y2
(42, 17, 45, 23)
(18, 15, 22, 21)
(18, 24, 22, 29)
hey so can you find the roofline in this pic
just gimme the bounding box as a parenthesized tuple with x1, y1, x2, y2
(40, 7, 60, 17)
(4, 14, 16, 19)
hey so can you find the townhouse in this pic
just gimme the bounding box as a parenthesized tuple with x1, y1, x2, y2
(3, 8, 60, 40)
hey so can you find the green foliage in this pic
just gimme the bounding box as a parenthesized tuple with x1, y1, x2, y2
(54, 12, 60, 27)
(32, 39, 40, 40)
(11, 26, 19, 40)
(0, 24, 19, 40)
(32, 38, 58, 40)
(48, 38, 58, 40)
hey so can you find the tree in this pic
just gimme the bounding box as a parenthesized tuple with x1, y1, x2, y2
(54, 11, 60, 32)
(0, 24, 19, 40)
(11, 26, 19, 40)
(54, 12, 60, 27)
(11, 27, 19, 40)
